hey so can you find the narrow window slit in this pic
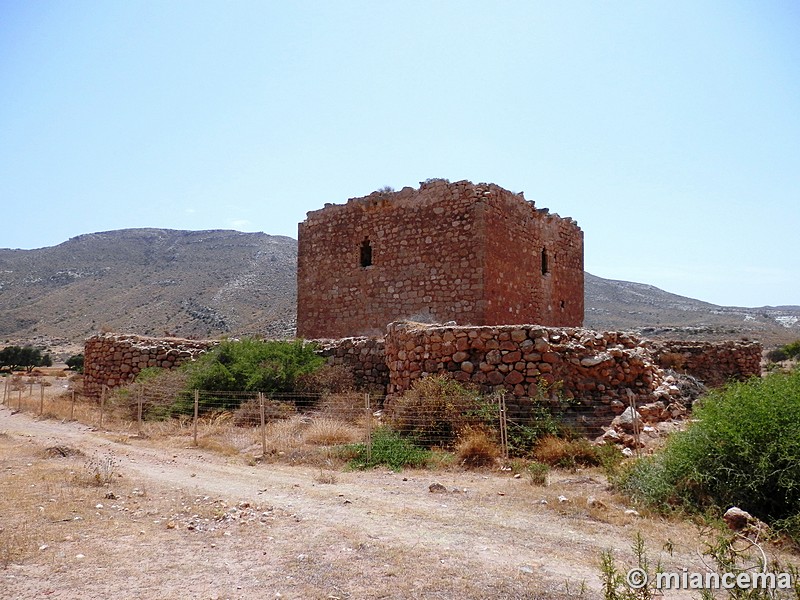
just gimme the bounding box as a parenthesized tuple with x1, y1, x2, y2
(360, 238, 372, 268)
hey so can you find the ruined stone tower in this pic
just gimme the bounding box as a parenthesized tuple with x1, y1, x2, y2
(297, 179, 584, 339)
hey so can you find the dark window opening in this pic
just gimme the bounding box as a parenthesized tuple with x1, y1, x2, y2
(541, 248, 549, 275)
(560, 300, 565, 309)
(360, 238, 372, 268)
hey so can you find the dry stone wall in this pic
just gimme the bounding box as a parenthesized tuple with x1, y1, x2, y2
(384, 322, 672, 422)
(315, 337, 387, 392)
(650, 340, 763, 387)
(84, 329, 762, 434)
(83, 334, 216, 398)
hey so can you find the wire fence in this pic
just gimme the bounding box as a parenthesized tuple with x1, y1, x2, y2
(1, 375, 628, 461)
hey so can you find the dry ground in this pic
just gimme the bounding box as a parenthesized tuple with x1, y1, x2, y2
(2, 382, 796, 600)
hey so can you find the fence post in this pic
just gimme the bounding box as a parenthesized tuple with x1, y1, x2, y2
(100, 385, 106, 429)
(29, 379, 34, 397)
(259, 392, 266, 457)
(498, 393, 509, 461)
(365, 393, 372, 462)
(193, 389, 199, 447)
(18, 388, 23, 411)
(628, 394, 641, 459)
(39, 383, 44, 415)
(70, 389, 76, 421)
(2, 377, 8, 405)
(137, 384, 143, 437)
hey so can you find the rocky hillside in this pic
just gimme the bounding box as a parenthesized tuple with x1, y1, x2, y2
(1, 229, 798, 349)
(584, 273, 800, 345)
(0, 229, 297, 347)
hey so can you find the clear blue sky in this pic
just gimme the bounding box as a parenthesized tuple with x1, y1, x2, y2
(1, 1, 798, 308)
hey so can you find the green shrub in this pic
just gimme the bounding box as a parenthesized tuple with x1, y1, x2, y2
(176, 338, 324, 412)
(344, 427, 431, 471)
(783, 340, 800, 359)
(768, 348, 789, 363)
(617, 369, 800, 529)
(506, 407, 562, 456)
(526, 461, 550, 486)
(187, 338, 323, 393)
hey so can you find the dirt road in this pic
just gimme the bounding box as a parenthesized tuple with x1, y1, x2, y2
(0, 406, 702, 599)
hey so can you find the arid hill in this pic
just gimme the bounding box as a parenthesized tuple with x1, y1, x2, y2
(1, 228, 797, 349)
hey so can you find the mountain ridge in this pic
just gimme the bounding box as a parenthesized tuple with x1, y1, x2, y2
(1, 228, 797, 348)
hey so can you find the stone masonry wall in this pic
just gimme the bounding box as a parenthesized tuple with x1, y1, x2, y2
(297, 180, 583, 339)
(315, 337, 388, 392)
(384, 322, 672, 424)
(650, 340, 763, 387)
(84, 334, 216, 398)
(85, 330, 761, 431)
(83, 334, 388, 398)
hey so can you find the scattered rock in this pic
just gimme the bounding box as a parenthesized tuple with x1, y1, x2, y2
(44, 446, 82, 458)
(723, 506, 754, 530)
(586, 495, 607, 509)
(428, 483, 447, 493)
(722, 506, 769, 539)
(612, 407, 643, 433)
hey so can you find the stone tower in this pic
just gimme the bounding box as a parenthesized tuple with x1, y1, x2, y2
(297, 179, 584, 339)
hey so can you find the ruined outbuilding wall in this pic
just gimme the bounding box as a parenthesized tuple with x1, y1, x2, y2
(315, 337, 388, 392)
(384, 323, 671, 422)
(84, 331, 761, 422)
(83, 334, 216, 398)
(650, 340, 763, 387)
(297, 180, 584, 339)
(83, 334, 388, 398)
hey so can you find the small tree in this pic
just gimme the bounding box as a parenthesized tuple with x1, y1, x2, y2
(66, 354, 84, 373)
(0, 345, 50, 372)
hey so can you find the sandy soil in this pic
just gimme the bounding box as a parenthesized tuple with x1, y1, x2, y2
(0, 405, 720, 599)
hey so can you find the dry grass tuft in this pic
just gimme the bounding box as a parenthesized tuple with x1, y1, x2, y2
(74, 453, 119, 487)
(303, 417, 362, 446)
(318, 393, 367, 423)
(533, 436, 599, 468)
(455, 427, 500, 468)
(232, 398, 295, 426)
(314, 469, 338, 484)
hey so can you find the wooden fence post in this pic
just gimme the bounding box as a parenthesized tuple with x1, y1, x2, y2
(70, 389, 76, 421)
(2, 377, 8, 405)
(100, 385, 106, 428)
(39, 383, 44, 415)
(193, 389, 199, 447)
(259, 392, 266, 457)
(628, 394, 641, 459)
(365, 393, 372, 462)
(137, 385, 143, 437)
(498, 393, 509, 461)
